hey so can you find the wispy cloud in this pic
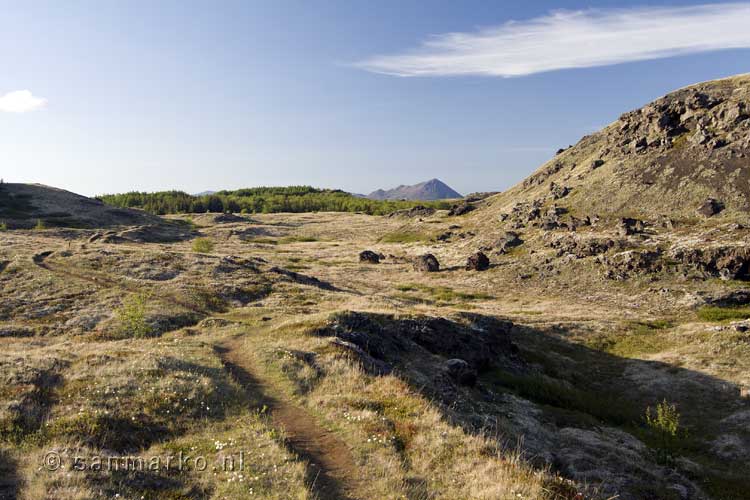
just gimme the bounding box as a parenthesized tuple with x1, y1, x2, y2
(357, 3, 750, 77)
(0, 90, 48, 113)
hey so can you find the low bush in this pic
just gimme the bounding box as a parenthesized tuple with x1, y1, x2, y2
(645, 399, 681, 464)
(191, 237, 215, 253)
(115, 292, 153, 338)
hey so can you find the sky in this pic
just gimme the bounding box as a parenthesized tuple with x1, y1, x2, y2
(1, 1, 749, 197)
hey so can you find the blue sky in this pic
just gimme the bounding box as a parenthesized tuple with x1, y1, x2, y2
(1, 1, 748, 196)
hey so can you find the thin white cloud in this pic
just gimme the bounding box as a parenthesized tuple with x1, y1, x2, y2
(0, 90, 48, 113)
(357, 3, 750, 77)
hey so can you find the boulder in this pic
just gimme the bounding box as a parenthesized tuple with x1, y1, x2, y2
(617, 218, 645, 236)
(413, 254, 439, 272)
(359, 250, 381, 264)
(387, 205, 436, 218)
(212, 213, 247, 223)
(448, 203, 475, 216)
(696, 198, 724, 217)
(466, 252, 490, 271)
(444, 359, 478, 386)
(495, 231, 523, 253)
(549, 182, 571, 199)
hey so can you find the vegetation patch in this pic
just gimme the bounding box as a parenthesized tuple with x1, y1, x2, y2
(191, 237, 214, 253)
(697, 305, 750, 322)
(395, 283, 493, 303)
(485, 369, 641, 427)
(586, 320, 675, 357)
(114, 292, 155, 338)
(379, 231, 433, 243)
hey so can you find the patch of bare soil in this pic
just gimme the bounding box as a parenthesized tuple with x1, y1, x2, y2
(216, 338, 365, 500)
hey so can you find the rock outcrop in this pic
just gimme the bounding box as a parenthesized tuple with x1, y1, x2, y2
(413, 254, 440, 272)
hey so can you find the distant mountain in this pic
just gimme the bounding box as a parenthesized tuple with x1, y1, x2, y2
(194, 190, 216, 196)
(366, 179, 462, 201)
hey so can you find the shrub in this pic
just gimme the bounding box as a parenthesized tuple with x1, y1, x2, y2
(116, 292, 153, 338)
(645, 399, 681, 464)
(0, 222, 6, 231)
(192, 237, 215, 253)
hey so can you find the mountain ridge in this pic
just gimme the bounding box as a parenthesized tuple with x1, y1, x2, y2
(367, 178, 462, 201)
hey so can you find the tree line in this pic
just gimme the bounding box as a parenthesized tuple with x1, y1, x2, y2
(97, 186, 451, 216)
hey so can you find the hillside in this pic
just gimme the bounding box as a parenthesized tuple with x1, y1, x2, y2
(481, 73, 750, 220)
(0, 183, 161, 229)
(367, 178, 462, 201)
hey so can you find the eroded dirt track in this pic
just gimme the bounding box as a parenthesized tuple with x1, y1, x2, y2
(216, 339, 365, 500)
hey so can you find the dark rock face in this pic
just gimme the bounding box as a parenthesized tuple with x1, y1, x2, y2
(448, 202, 475, 216)
(359, 250, 381, 264)
(704, 289, 750, 307)
(313, 312, 519, 374)
(696, 198, 724, 217)
(444, 359, 477, 386)
(601, 250, 664, 279)
(466, 252, 490, 271)
(550, 236, 624, 258)
(670, 245, 750, 281)
(413, 254, 440, 272)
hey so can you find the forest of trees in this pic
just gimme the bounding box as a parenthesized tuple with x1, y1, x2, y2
(98, 186, 452, 216)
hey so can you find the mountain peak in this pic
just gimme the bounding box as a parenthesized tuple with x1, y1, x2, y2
(367, 179, 462, 201)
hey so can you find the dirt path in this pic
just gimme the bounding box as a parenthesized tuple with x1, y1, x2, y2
(216, 339, 364, 500)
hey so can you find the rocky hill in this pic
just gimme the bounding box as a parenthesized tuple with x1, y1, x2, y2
(483, 73, 750, 220)
(367, 178, 462, 201)
(0, 183, 181, 236)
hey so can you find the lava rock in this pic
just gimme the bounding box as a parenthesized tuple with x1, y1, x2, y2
(466, 252, 490, 271)
(359, 250, 381, 264)
(448, 203, 475, 216)
(696, 198, 724, 217)
(617, 218, 645, 236)
(495, 231, 523, 253)
(444, 359, 478, 386)
(413, 254, 439, 272)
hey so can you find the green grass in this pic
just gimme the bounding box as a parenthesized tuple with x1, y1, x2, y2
(33, 219, 46, 231)
(379, 231, 432, 244)
(697, 306, 750, 322)
(0, 222, 6, 231)
(586, 320, 675, 357)
(247, 237, 278, 245)
(191, 237, 215, 253)
(485, 369, 641, 427)
(395, 283, 493, 303)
